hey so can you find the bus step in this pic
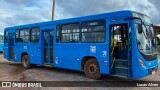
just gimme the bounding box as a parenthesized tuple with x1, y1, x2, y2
(114, 66, 128, 76)
(115, 60, 128, 66)
(115, 66, 128, 69)
(43, 64, 53, 68)
(115, 59, 128, 61)
(111, 74, 127, 78)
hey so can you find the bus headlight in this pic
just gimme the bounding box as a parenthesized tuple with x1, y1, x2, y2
(138, 58, 146, 68)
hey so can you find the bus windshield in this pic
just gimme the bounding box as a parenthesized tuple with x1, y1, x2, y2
(136, 24, 157, 56)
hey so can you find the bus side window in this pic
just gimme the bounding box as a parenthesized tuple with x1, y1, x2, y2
(81, 20, 106, 43)
(16, 30, 19, 43)
(31, 27, 40, 43)
(4, 31, 8, 43)
(61, 23, 80, 43)
(19, 29, 30, 43)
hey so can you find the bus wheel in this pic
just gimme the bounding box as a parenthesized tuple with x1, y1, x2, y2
(22, 55, 31, 69)
(84, 58, 101, 79)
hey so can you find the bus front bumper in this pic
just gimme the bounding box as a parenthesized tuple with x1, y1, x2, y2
(133, 65, 158, 79)
(148, 66, 158, 75)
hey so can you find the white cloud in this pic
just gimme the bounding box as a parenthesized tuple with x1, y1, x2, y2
(0, 0, 53, 33)
(126, 0, 159, 23)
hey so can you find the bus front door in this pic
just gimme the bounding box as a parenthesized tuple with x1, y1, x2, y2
(9, 33, 15, 60)
(109, 23, 132, 78)
(43, 30, 54, 64)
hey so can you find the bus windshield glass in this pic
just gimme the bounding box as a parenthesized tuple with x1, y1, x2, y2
(133, 12, 152, 23)
(136, 24, 157, 56)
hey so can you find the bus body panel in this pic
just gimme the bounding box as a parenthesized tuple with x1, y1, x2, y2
(14, 43, 42, 64)
(3, 43, 9, 59)
(3, 10, 159, 79)
(54, 43, 110, 74)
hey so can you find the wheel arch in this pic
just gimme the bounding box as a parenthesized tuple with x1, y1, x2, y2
(21, 52, 28, 62)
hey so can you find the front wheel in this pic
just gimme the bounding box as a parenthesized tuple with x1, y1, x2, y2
(22, 55, 32, 69)
(84, 58, 101, 79)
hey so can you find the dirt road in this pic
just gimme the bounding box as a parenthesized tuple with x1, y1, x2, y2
(0, 54, 159, 90)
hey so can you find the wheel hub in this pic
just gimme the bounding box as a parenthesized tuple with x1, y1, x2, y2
(25, 59, 28, 65)
(23, 58, 28, 67)
(88, 64, 98, 74)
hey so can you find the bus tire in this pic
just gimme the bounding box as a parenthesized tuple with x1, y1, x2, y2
(84, 58, 101, 79)
(22, 55, 32, 69)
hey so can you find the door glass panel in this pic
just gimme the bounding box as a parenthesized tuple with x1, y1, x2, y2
(50, 31, 53, 46)
(44, 48, 48, 62)
(10, 48, 14, 59)
(9, 33, 14, 59)
(4, 31, 8, 43)
(10, 34, 14, 46)
(50, 30, 54, 63)
(110, 24, 128, 59)
(50, 48, 53, 63)
(44, 32, 49, 46)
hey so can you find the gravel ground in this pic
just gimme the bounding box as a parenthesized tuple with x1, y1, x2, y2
(0, 54, 160, 90)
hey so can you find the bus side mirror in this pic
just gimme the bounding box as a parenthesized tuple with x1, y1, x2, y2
(138, 24, 143, 33)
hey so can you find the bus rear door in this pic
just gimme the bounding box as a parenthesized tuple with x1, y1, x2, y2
(9, 33, 15, 60)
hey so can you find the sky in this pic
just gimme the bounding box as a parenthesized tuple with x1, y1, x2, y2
(0, 0, 160, 33)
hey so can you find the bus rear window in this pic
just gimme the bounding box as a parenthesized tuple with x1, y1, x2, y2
(4, 31, 8, 43)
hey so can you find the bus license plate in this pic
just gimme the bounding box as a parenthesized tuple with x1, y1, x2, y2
(152, 71, 156, 75)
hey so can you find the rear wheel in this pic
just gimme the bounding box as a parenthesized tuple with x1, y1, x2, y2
(22, 55, 32, 69)
(84, 58, 101, 79)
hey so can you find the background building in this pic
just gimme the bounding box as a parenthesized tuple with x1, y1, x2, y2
(153, 25, 160, 53)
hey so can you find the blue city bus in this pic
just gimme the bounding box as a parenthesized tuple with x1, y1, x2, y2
(3, 10, 159, 79)
(0, 33, 4, 52)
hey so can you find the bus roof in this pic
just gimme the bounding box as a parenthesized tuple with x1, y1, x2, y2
(5, 10, 135, 30)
